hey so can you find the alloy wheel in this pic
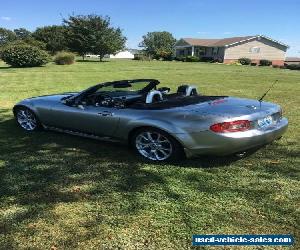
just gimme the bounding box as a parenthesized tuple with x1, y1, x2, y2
(17, 109, 37, 131)
(135, 131, 173, 161)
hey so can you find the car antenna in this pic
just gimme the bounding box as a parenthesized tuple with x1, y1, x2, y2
(258, 79, 279, 103)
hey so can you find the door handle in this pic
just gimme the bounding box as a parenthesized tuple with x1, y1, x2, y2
(98, 111, 113, 116)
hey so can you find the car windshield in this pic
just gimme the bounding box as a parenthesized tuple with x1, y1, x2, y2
(97, 81, 151, 93)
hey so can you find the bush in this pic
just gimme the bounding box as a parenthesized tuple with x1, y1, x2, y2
(185, 56, 199, 62)
(238, 57, 251, 65)
(250, 62, 257, 66)
(54, 51, 75, 65)
(0, 44, 50, 67)
(228, 61, 242, 66)
(23, 38, 47, 50)
(133, 54, 150, 61)
(174, 56, 185, 61)
(3, 39, 46, 50)
(259, 59, 272, 66)
(157, 51, 173, 61)
(199, 56, 214, 62)
(272, 65, 280, 68)
(286, 64, 300, 70)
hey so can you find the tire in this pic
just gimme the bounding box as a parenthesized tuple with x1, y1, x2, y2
(15, 107, 41, 131)
(131, 127, 185, 162)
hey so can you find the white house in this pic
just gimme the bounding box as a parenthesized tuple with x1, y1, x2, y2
(109, 50, 135, 59)
(87, 49, 141, 59)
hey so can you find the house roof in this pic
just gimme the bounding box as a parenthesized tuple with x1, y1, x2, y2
(178, 35, 289, 48)
(128, 49, 142, 54)
(285, 57, 300, 62)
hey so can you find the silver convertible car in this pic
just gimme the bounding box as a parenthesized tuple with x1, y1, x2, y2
(13, 79, 288, 162)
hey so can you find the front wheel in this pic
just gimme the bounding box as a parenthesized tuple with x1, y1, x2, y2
(132, 128, 184, 162)
(15, 107, 40, 131)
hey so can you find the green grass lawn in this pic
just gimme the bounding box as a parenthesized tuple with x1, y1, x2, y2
(0, 59, 299, 249)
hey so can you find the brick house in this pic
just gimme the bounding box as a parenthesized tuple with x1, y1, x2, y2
(174, 35, 289, 66)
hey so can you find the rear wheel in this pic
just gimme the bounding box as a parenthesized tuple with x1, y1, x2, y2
(132, 128, 184, 162)
(15, 107, 40, 131)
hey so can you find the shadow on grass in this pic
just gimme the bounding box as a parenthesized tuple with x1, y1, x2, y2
(76, 59, 110, 63)
(0, 115, 177, 240)
(0, 66, 12, 70)
(0, 108, 298, 247)
(183, 135, 300, 231)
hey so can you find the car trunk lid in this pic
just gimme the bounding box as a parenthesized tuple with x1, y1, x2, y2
(177, 97, 282, 124)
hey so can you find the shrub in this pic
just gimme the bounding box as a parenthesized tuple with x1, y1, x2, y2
(0, 43, 50, 67)
(157, 51, 173, 61)
(228, 61, 242, 66)
(23, 38, 47, 50)
(174, 56, 185, 61)
(272, 65, 280, 68)
(54, 51, 75, 65)
(3, 39, 46, 50)
(250, 62, 257, 66)
(286, 64, 300, 70)
(199, 56, 214, 62)
(185, 56, 199, 62)
(238, 57, 251, 65)
(259, 59, 272, 66)
(133, 54, 150, 61)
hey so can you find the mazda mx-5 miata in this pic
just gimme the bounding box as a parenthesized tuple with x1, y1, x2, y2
(13, 79, 288, 162)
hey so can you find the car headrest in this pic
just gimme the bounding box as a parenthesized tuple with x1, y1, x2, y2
(177, 85, 198, 96)
(145, 90, 163, 104)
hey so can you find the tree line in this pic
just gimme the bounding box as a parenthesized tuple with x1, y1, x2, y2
(0, 15, 127, 61)
(0, 14, 177, 64)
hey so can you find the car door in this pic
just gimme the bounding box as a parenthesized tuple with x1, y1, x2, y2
(45, 101, 120, 137)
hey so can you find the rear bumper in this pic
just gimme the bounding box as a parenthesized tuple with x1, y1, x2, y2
(176, 117, 288, 158)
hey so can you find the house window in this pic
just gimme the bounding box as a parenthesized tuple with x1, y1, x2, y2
(179, 50, 185, 56)
(250, 47, 260, 53)
(200, 48, 206, 55)
(212, 47, 218, 55)
(196, 47, 205, 56)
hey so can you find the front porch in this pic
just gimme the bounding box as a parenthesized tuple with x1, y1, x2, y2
(175, 45, 224, 61)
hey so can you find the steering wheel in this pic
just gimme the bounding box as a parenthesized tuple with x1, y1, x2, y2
(96, 94, 113, 107)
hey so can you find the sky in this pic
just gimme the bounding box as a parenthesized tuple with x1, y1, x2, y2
(1, 0, 299, 56)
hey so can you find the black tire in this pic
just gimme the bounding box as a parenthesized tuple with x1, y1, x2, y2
(15, 107, 41, 131)
(131, 127, 185, 162)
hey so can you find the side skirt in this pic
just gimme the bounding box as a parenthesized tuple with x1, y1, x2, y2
(43, 125, 122, 143)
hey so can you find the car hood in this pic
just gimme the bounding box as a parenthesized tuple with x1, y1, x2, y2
(26, 92, 78, 101)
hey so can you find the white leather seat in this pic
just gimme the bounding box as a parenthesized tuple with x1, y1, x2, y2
(146, 90, 163, 104)
(177, 85, 198, 96)
(186, 85, 198, 96)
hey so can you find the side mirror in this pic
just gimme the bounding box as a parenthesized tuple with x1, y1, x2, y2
(63, 98, 74, 106)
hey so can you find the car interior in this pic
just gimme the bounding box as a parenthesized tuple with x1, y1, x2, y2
(65, 79, 225, 110)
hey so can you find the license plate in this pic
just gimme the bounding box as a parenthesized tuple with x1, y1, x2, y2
(258, 115, 273, 128)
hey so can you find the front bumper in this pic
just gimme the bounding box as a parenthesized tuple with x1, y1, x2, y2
(176, 117, 288, 158)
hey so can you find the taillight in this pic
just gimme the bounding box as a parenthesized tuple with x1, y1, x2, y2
(210, 120, 251, 133)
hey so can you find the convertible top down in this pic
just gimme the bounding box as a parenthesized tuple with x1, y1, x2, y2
(14, 79, 288, 161)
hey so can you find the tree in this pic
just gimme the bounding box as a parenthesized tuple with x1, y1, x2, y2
(139, 31, 176, 60)
(14, 28, 31, 40)
(64, 15, 126, 61)
(32, 25, 68, 54)
(0, 28, 17, 46)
